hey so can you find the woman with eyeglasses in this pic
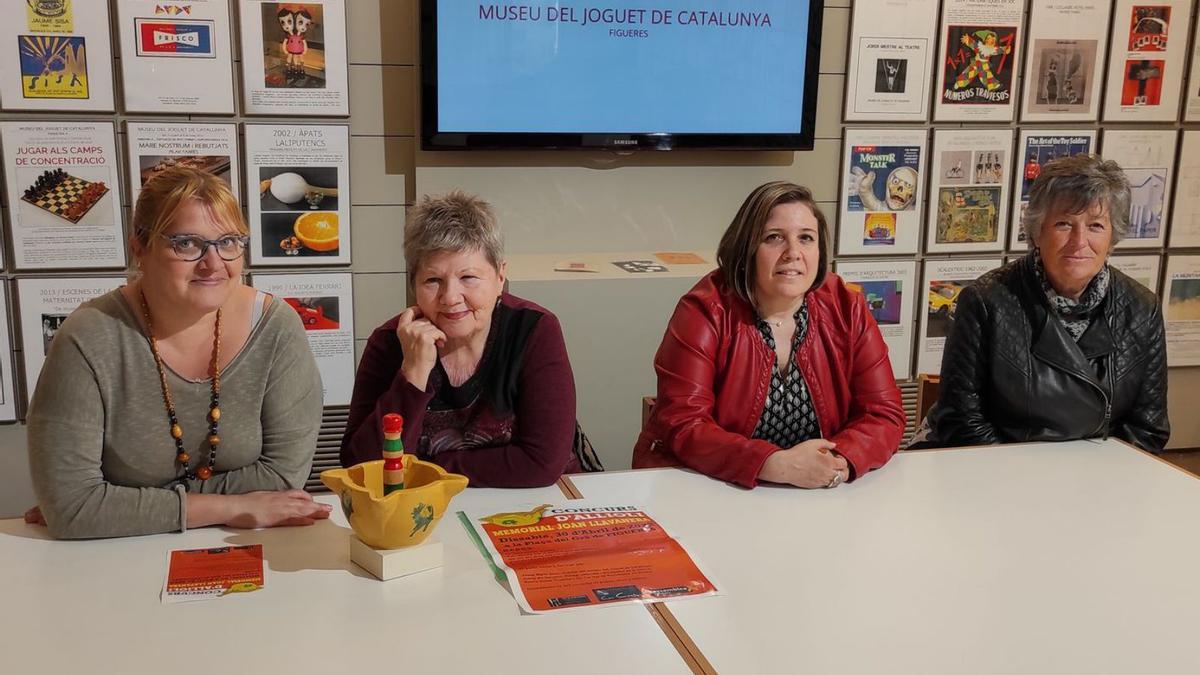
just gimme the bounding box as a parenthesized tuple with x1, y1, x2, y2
(25, 167, 327, 539)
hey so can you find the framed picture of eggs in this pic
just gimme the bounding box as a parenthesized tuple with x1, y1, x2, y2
(244, 123, 350, 266)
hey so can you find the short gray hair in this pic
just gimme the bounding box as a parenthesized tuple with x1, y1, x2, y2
(404, 190, 504, 278)
(1022, 154, 1130, 247)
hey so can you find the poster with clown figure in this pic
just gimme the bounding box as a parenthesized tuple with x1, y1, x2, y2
(116, 0, 235, 113)
(1102, 0, 1192, 121)
(238, 0, 349, 116)
(933, 0, 1024, 122)
(837, 127, 927, 256)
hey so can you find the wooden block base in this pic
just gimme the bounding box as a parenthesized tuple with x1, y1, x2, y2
(350, 537, 444, 581)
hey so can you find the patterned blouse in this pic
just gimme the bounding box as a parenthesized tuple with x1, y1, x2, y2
(751, 302, 821, 448)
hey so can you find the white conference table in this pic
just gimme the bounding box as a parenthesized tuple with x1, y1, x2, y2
(0, 483, 690, 675)
(5, 439, 1199, 674)
(571, 438, 1200, 674)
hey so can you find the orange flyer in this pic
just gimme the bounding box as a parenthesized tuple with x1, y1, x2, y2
(463, 503, 716, 613)
(161, 545, 265, 603)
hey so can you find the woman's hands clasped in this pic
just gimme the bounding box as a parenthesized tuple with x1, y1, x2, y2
(396, 307, 446, 391)
(757, 439, 849, 489)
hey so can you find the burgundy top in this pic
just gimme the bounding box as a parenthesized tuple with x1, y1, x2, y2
(340, 293, 580, 487)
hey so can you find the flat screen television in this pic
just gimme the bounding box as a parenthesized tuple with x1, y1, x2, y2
(421, 1, 824, 151)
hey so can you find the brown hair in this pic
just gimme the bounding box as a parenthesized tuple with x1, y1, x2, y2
(405, 190, 504, 284)
(131, 166, 247, 250)
(716, 181, 830, 306)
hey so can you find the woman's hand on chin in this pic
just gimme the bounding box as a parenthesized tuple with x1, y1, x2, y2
(396, 306, 447, 391)
(757, 439, 848, 489)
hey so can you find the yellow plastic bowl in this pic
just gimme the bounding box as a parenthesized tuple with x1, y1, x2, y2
(320, 459, 468, 550)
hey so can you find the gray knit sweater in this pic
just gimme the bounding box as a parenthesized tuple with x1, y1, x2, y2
(27, 289, 323, 539)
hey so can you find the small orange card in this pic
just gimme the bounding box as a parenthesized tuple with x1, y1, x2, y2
(655, 252, 707, 265)
(162, 545, 265, 603)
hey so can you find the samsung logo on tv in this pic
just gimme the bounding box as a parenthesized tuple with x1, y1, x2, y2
(610, 139, 638, 146)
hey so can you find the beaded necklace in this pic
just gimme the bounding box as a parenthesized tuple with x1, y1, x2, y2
(140, 290, 222, 482)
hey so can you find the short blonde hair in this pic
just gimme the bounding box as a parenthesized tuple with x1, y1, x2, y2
(132, 167, 247, 249)
(404, 190, 504, 279)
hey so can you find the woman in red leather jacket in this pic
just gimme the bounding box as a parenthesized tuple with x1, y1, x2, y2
(633, 181, 906, 489)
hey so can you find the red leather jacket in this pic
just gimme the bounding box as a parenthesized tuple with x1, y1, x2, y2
(633, 270, 905, 487)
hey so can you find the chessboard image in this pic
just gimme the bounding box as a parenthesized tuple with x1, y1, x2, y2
(20, 168, 109, 224)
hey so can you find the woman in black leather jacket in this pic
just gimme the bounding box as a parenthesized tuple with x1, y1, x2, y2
(915, 154, 1169, 452)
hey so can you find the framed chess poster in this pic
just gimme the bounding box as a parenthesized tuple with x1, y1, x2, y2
(0, 121, 125, 270)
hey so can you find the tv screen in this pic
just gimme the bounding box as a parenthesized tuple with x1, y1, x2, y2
(421, 1, 824, 150)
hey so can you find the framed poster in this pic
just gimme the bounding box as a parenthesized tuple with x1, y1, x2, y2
(244, 123, 350, 266)
(0, 0, 115, 112)
(1019, 1, 1110, 122)
(837, 128, 928, 256)
(0, 283, 16, 421)
(1102, 129, 1176, 250)
(925, 128, 1013, 254)
(1186, 18, 1200, 121)
(916, 258, 1002, 375)
(238, 0, 349, 116)
(125, 122, 240, 207)
(933, 0, 1024, 122)
(1162, 255, 1200, 366)
(250, 272, 354, 405)
(15, 276, 124, 401)
(1169, 131, 1200, 248)
(115, 0, 235, 114)
(843, 0, 939, 122)
(1, 121, 126, 270)
(1102, 0, 1192, 122)
(834, 259, 918, 380)
(1109, 254, 1162, 295)
(1008, 128, 1098, 250)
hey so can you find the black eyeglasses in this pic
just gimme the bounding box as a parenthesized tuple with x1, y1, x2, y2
(160, 234, 250, 262)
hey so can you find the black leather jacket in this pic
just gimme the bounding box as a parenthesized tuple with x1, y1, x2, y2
(923, 255, 1169, 452)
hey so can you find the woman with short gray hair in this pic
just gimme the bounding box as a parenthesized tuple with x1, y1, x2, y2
(340, 191, 601, 486)
(914, 154, 1169, 452)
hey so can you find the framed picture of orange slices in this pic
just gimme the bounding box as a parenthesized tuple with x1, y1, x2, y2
(244, 123, 350, 266)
